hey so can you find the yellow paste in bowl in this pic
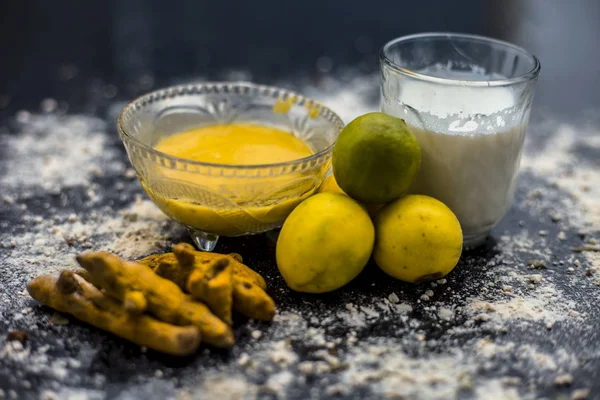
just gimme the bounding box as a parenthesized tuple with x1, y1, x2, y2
(155, 123, 313, 165)
(145, 123, 319, 236)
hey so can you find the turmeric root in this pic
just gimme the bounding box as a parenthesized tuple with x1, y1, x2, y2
(175, 243, 276, 322)
(139, 243, 276, 322)
(188, 257, 234, 325)
(143, 249, 235, 324)
(76, 251, 234, 348)
(27, 271, 202, 356)
(141, 245, 266, 289)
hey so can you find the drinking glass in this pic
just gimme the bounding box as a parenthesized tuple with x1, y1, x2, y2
(380, 33, 540, 248)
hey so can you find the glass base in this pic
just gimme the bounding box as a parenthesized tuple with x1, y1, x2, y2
(463, 231, 489, 250)
(187, 228, 219, 251)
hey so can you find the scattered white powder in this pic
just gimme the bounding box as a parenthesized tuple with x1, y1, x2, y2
(0, 341, 82, 383)
(520, 120, 600, 232)
(387, 292, 399, 303)
(0, 114, 123, 192)
(571, 388, 591, 400)
(192, 374, 257, 400)
(268, 340, 298, 367)
(2, 195, 180, 278)
(262, 371, 294, 398)
(54, 389, 105, 400)
(583, 251, 600, 272)
(466, 288, 574, 326)
(474, 379, 520, 400)
(251, 330, 263, 340)
(438, 307, 454, 321)
(339, 343, 472, 399)
(101, 197, 175, 259)
(1, 72, 599, 399)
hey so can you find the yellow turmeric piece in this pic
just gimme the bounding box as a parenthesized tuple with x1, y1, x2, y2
(139, 243, 276, 323)
(187, 257, 234, 325)
(146, 250, 235, 324)
(27, 271, 202, 356)
(76, 251, 234, 348)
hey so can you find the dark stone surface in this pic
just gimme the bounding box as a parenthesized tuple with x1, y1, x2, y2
(0, 1, 599, 399)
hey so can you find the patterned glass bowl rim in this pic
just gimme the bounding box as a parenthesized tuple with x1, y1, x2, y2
(117, 82, 345, 171)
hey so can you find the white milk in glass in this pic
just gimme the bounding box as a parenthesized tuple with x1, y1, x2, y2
(381, 71, 526, 242)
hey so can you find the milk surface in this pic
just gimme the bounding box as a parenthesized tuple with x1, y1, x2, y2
(381, 70, 527, 241)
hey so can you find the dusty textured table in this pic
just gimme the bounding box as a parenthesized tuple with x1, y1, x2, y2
(1, 1, 600, 398)
(0, 74, 599, 399)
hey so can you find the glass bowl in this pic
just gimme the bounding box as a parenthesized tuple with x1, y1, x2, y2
(117, 82, 344, 251)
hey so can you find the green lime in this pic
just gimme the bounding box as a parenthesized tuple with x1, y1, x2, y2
(332, 112, 421, 204)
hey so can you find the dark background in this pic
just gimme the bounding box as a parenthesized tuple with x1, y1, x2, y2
(0, 1, 599, 398)
(1, 0, 599, 118)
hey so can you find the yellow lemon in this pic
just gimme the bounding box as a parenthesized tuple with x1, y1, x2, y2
(276, 193, 374, 293)
(317, 174, 346, 195)
(318, 174, 384, 219)
(374, 195, 462, 283)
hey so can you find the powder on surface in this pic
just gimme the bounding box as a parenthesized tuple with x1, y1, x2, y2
(0, 114, 123, 192)
(1, 71, 599, 400)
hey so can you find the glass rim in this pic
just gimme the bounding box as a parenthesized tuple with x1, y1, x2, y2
(117, 82, 345, 171)
(380, 32, 541, 87)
